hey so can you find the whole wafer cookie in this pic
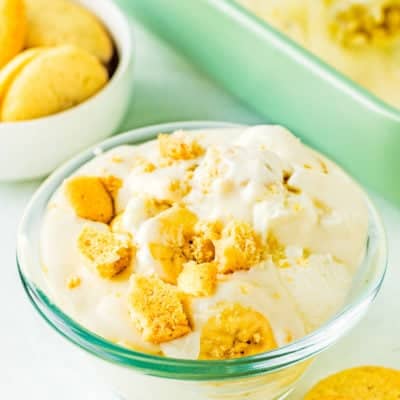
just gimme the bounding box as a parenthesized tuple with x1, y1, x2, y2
(0, 45, 108, 121)
(25, 0, 113, 63)
(305, 366, 400, 400)
(0, 0, 26, 68)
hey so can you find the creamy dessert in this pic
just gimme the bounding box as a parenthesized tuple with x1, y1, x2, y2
(41, 126, 368, 360)
(238, 0, 400, 109)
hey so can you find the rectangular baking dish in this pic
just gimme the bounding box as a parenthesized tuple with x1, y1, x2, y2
(118, 0, 400, 205)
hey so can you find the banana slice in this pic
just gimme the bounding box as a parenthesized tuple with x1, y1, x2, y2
(147, 206, 198, 284)
(199, 303, 277, 360)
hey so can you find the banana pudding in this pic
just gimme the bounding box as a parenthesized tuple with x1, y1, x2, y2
(238, 0, 400, 109)
(40, 126, 368, 360)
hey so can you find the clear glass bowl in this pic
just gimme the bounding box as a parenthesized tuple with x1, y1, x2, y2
(17, 121, 388, 400)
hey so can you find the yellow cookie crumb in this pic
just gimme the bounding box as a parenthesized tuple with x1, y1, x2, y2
(216, 221, 264, 274)
(304, 366, 400, 400)
(295, 248, 311, 267)
(78, 226, 133, 279)
(168, 178, 192, 200)
(129, 275, 191, 344)
(158, 133, 204, 161)
(196, 147, 226, 194)
(285, 184, 301, 195)
(100, 175, 122, 200)
(199, 303, 277, 360)
(132, 157, 156, 173)
(185, 235, 215, 264)
(67, 275, 81, 289)
(177, 261, 217, 297)
(266, 233, 290, 268)
(284, 330, 293, 343)
(195, 220, 223, 241)
(143, 163, 156, 173)
(144, 197, 172, 218)
(168, 166, 196, 201)
(65, 176, 114, 223)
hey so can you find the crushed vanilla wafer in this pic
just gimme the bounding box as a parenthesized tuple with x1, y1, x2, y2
(129, 275, 191, 344)
(216, 220, 264, 274)
(65, 176, 114, 223)
(158, 132, 204, 161)
(177, 261, 217, 297)
(78, 225, 133, 279)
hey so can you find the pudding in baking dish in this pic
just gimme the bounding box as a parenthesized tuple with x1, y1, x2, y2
(238, 0, 400, 109)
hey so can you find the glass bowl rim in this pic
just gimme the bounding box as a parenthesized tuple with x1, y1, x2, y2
(16, 120, 388, 381)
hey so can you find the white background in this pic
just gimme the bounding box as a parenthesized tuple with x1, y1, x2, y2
(1, 16, 399, 399)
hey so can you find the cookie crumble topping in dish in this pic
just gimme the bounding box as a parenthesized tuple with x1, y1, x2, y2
(41, 126, 368, 360)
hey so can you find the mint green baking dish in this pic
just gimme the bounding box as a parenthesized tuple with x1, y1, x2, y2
(117, 0, 400, 205)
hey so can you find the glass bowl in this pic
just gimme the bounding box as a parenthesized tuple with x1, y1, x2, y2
(17, 121, 388, 400)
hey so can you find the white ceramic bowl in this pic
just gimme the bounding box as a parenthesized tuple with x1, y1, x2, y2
(0, 0, 134, 181)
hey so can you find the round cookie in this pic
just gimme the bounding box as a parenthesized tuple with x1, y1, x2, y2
(25, 0, 113, 63)
(0, 0, 26, 68)
(317, 397, 351, 400)
(0, 45, 108, 121)
(0, 48, 44, 104)
(312, 397, 352, 400)
(304, 366, 400, 400)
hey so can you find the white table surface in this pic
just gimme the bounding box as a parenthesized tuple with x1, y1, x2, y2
(1, 17, 399, 400)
